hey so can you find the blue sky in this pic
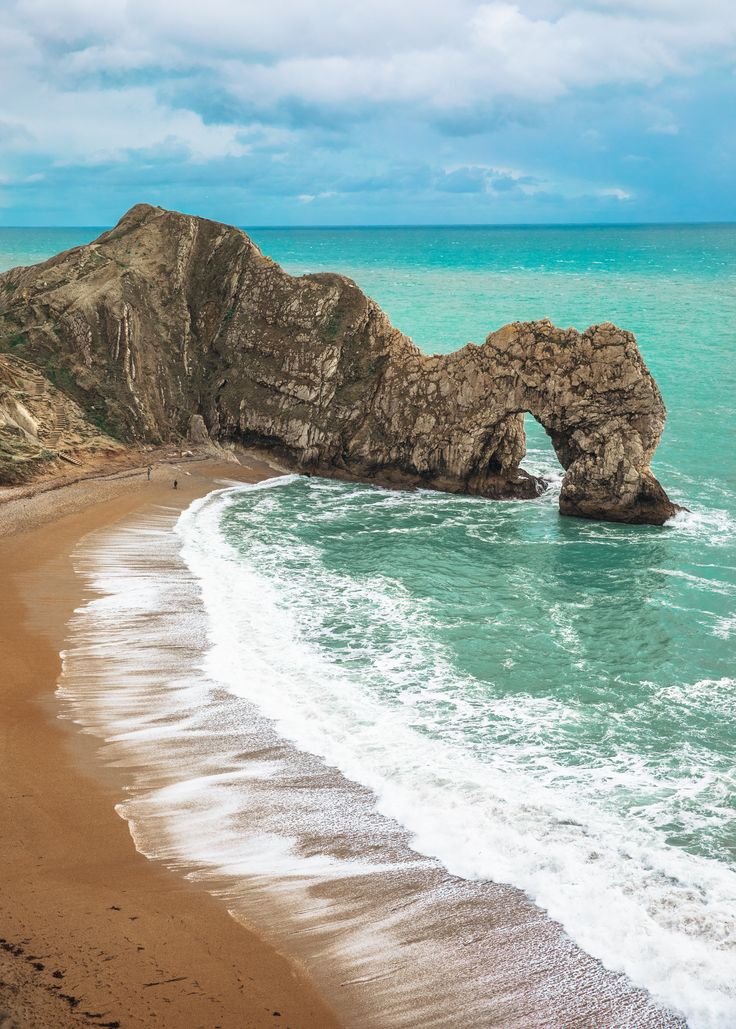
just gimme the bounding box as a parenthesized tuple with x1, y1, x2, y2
(0, 0, 734, 225)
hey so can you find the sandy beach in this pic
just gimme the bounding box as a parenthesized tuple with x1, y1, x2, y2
(0, 444, 702, 1029)
(0, 452, 341, 1029)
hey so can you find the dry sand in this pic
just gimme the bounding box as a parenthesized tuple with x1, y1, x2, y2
(0, 452, 341, 1029)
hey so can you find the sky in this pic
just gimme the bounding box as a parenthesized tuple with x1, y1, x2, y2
(0, 0, 734, 225)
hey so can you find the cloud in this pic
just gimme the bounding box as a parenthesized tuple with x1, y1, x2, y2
(4, 86, 255, 164)
(198, 4, 736, 115)
(298, 191, 337, 203)
(644, 107, 681, 135)
(597, 187, 632, 200)
(0, 0, 734, 222)
(7, 2, 736, 113)
(435, 163, 544, 196)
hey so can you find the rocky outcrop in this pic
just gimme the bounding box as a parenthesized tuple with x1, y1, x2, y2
(0, 353, 124, 482)
(0, 204, 677, 522)
(188, 413, 210, 445)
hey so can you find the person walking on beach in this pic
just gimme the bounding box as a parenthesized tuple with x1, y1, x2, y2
(173, 479, 178, 490)
(147, 465, 152, 480)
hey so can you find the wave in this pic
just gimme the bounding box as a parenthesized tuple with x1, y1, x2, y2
(172, 478, 736, 1029)
(665, 506, 736, 546)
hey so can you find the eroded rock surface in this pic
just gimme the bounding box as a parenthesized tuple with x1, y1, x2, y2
(0, 353, 124, 482)
(0, 204, 677, 522)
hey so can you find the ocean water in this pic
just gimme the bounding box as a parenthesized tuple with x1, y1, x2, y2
(4, 224, 735, 1026)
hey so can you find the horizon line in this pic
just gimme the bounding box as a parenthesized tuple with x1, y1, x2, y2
(0, 220, 735, 231)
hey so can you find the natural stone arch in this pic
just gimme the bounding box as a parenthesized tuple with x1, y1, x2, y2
(354, 318, 677, 524)
(0, 204, 677, 524)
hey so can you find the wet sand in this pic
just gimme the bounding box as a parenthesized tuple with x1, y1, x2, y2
(0, 453, 341, 1029)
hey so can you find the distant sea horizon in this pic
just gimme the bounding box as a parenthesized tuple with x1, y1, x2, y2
(1, 219, 735, 228)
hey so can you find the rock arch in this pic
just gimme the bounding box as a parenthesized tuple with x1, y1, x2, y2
(0, 204, 678, 524)
(361, 318, 677, 524)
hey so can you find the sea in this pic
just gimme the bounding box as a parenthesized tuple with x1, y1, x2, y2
(2, 224, 734, 1027)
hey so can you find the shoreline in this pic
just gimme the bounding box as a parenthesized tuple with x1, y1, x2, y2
(0, 453, 341, 1029)
(48, 470, 686, 1028)
(0, 454, 691, 1028)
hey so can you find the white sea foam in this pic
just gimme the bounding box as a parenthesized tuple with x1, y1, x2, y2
(56, 481, 735, 1028)
(713, 614, 736, 639)
(66, 503, 650, 1028)
(520, 445, 565, 495)
(169, 479, 736, 1029)
(665, 506, 736, 545)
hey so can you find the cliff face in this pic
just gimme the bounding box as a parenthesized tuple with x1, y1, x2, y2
(0, 353, 124, 483)
(0, 204, 677, 523)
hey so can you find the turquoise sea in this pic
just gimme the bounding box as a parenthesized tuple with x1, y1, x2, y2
(4, 223, 735, 1026)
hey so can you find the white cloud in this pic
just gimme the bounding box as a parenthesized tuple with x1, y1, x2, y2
(0, 0, 733, 212)
(597, 187, 632, 200)
(0, 80, 253, 163)
(647, 117, 680, 136)
(211, 2, 735, 110)
(6, 0, 736, 113)
(298, 191, 337, 203)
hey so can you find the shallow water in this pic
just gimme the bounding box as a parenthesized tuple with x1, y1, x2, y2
(3, 223, 734, 1026)
(176, 459, 735, 1027)
(56, 500, 686, 1028)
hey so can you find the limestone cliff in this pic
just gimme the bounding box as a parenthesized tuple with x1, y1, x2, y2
(0, 204, 677, 523)
(0, 353, 124, 483)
